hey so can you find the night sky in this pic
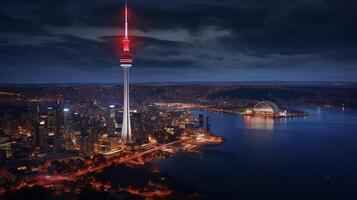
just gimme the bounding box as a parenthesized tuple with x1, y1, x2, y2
(1, 0, 356, 83)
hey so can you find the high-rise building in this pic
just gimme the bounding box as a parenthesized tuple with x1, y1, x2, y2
(63, 108, 73, 140)
(120, 2, 133, 144)
(79, 135, 93, 156)
(109, 105, 116, 119)
(108, 105, 119, 135)
(2, 111, 18, 136)
(33, 120, 46, 148)
(0, 134, 12, 159)
(206, 116, 211, 132)
(131, 112, 146, 143)
(32, 106, 47, 149)
(198, 114, 204, 128)
(47, 107, 58, 138)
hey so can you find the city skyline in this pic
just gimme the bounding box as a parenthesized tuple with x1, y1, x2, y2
(1, 1, 357, 199)
(1, 0, 357, 83)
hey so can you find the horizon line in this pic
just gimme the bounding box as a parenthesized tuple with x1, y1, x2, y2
(0, 81, 357, 85)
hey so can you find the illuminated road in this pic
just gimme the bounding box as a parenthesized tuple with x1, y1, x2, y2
(119, 140, 182, 163)
(75, 140, 183, 176)
(34, 175, 75, 185)
(31, 140, 185, 185)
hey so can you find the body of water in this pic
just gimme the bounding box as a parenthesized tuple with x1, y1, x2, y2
(155, 107, 357, 199)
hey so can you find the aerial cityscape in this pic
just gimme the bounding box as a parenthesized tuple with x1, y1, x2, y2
(1, 0, 357, 199)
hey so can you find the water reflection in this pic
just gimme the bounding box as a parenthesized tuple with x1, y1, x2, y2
(243, 116, 275, 130)
(157, 108, 357, 199)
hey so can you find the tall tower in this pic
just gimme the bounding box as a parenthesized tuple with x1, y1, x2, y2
(120, 1, 133, 144)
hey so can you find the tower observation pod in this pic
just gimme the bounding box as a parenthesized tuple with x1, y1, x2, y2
(120, 1, 133, 144)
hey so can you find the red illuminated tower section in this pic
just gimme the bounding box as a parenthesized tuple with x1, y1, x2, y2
(120, 1, 132, 144)
(120, 2, 132, 66)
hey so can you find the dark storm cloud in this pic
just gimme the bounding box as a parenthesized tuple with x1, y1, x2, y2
(1, 0, 357, 82)
(0, 35, 114, 69)
(0, 0, 75, 34)
(0, 13, 49, 35)
(79, 0, 357, 61)
(0, 34, 197, 71)
(221, 0, 357, 53)
(82, 2, 266, 32)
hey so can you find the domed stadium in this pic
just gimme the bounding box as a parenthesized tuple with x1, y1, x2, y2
(253, 101, 280, 117)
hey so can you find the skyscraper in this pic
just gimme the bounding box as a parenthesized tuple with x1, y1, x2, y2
(108, 105, 119, 135)
(63, 108, 72, 139)
(33, 119, 46, 148)
(47, 107, 58, 138)
(33, 105, 47, 149)
(206, 116, 211, 132)
(120, 1, 133, 144)
(198, 114, 204, 128)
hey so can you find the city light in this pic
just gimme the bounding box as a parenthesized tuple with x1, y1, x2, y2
(1, 0, 355, 199)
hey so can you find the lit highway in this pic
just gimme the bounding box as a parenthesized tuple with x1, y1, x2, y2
(27, 140, 185, 187)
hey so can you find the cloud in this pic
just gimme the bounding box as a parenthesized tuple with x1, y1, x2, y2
(0, 14, 49, 35)
(0, 35, 113, 70)
(1, 0, 357, 82)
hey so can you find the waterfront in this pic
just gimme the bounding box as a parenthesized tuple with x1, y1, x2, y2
(155, 107, 357, 199)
